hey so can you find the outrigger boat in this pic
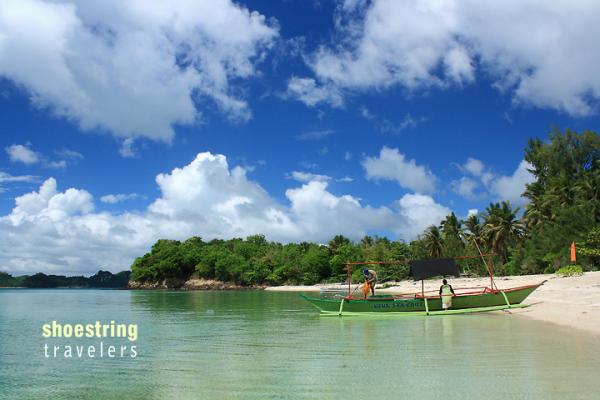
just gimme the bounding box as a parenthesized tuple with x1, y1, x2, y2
(301, 254, 544, 316)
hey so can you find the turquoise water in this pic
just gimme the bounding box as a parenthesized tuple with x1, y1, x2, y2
(1, 289, 599, 400)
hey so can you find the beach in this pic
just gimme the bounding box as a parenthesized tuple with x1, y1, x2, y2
(266, 271, 600, 336)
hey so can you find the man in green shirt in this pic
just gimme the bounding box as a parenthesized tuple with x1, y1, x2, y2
(439, 279, 455, 310)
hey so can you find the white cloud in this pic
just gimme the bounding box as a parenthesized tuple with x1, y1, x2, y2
(378, 113, 425, 134)
(0, 171, 39, 192)
(0, 151, 451, 275)
(0, 0, 278, 144)
(287, 171, 353, 184)
(309, 1, 469, 90)
(362, 146, 437, 193)
(294, 0, 600, 116)
(397, 193, 451, 239)
(55, 149, 83, 160)
(5, 143, 79, 168)
(119, 138, 136, 158)
(286, 77, 344, 107)
(489, 160, 535, 206)
(463, 157, 484, 177)
(453, 158, 535, 205)
(287, 171, 331, 183)
(296, 129, 335, 141)
(451, 177, 480, 201)
(6, 144, 39, 165)
(46, 160, 67, 169)
(0, 172, 38, 183)
(360, 108, 426, 134)
(6, 178, 94, 226)
(467, 208, 478, 217)
(100, 193, 139, 204)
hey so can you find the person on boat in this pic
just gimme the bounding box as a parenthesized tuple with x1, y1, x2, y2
(362, 268, 377, 297)
(439, 279, 455, 310)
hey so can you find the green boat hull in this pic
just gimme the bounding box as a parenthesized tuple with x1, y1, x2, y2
(301, 283, 542, 316)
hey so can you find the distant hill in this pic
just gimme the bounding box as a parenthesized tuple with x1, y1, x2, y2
(0, 270, 131, 288)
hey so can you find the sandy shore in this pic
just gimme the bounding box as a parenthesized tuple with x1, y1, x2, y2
(267, 272, 600, 336)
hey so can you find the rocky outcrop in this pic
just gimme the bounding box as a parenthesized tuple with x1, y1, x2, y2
(182, 279, 263, 290)
(127, 278, 264, 290)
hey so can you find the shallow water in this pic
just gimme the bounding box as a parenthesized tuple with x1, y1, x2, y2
(0, 289, 598, 400)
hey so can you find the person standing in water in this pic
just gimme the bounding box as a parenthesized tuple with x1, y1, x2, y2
(439, 279, 455, 310)
(362, 268, 377, 297)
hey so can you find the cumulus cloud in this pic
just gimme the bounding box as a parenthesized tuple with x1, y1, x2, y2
(286, 77, 344, 108)
(6, 144, 39, 165)
(0, 151, 451, 275)
(287, 171, 331, 183)
(396, 193, 451, 239)
(453, 158, 535, 205)
(291, 0, 600, 116)
(451, 177, 480, 201)
(463, 157, 484, 177)
(5, 143, 79, 168)
(362, 146, 437, 193)
(100, 193, 139, 204)
(488, 160, 535, 206)
(0, 0, 278, 144)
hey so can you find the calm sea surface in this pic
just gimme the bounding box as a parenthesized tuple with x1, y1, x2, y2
(1, 289, 599, 400)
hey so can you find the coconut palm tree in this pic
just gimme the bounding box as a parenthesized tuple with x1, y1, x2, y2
(482, 201, 525, 263)
(462, 214, 483, 249)
(440, 212, 462, 242)
(360, 235, 374, 249)
(574, 169, 600, 222)
(422, 225, 443, 258)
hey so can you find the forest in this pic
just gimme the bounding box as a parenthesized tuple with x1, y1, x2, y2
(0, 270, 131, 288)
(125, 129, 599, 286)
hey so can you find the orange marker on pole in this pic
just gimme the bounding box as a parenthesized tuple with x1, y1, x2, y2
(570, 241, 577, 263)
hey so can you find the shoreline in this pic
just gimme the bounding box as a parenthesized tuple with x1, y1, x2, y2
(266, 272, 600, 336)
(5, 273, 600, 336)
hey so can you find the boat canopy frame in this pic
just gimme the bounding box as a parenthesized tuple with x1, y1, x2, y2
(345, 253, 498, 299)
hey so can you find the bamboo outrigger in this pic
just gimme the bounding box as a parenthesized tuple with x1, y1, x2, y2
(301, 254, 544, 316)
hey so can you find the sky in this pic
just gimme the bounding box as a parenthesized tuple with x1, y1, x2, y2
(1, 0, 600, 276)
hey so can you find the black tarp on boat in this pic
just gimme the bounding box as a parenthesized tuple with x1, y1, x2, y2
(409, 258, 459, 281)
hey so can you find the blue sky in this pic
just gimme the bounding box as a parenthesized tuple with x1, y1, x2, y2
(1, 0, 600, 275)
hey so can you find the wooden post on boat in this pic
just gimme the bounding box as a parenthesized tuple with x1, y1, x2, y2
(347, 264, 351, 298)
(421, 280, 424, 298)
(487, 254, 495, 290)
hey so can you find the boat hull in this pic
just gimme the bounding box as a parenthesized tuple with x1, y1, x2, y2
(301, 283, 542, 315)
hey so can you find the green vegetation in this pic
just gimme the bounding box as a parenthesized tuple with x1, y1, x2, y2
(0, 270, 131, 288)
(130, 235, 411, 285)
(129, 129, 600, 286)
(556, 265, 584, 277)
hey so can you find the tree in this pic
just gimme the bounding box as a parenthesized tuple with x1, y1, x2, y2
(328, 235, 351, 253)
(524, 129, 600, 229)
(463, 214, 483, 250)
(422, 226, 443, 258)
(360, 235, 374, 249)
(482, 202, 524, 263)
(440, 213, 465, 257)
(578, 226, 600, 267)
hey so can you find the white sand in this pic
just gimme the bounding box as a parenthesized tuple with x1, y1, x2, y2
(266, 272, 600, 336)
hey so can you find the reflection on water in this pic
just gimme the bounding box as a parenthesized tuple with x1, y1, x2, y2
(0, 289, 599, 399)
